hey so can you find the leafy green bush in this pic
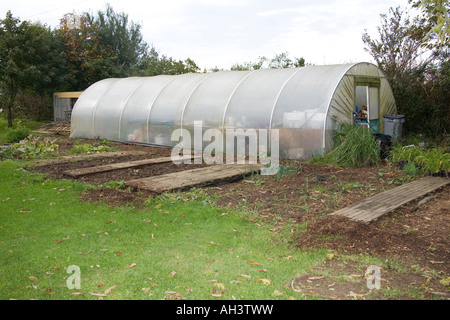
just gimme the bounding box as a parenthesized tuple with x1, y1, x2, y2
(311, 125, 380, 168)
(6, 124, 31, 143)
(0, 136, 59, 159)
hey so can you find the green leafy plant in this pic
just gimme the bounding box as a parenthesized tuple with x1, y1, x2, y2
(0, 136, 59, 159)
(69, 141, 118, 154)
(6, 123, 31, 143)
(401, 162, 420, 177)
(414, 148, 450, 174)
(390, 145, 450, 176)
(99, 180, 126, 190)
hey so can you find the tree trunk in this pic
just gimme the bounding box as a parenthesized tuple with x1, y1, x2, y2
(6, 89, 17, 128)
(7, 102, 13, 128)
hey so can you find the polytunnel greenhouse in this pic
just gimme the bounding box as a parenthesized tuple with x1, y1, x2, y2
(70, 62, 397, 160)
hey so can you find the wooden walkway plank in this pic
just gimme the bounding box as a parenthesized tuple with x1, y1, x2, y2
(125, 163, 264, 193)
(33, 151, 142, 167)
(330, 176, 450, 223)
(63, 155, 198, 177)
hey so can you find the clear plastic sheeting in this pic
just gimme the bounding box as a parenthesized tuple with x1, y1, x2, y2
(70, 62, 397, 160)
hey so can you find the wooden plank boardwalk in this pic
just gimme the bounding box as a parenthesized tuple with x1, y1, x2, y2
(125, 163, 264, 193)
(330, 176, 450, 223)
(33, 151, 141, 167)
(63, 155, 197, 177)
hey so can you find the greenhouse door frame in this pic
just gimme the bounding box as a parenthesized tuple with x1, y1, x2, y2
(354, 76, 381, 133)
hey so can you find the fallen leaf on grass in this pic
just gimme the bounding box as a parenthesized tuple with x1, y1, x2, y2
(272, 290, 283, 297)
(56, 236, 70, 243)
(256, 278, 271, 285)
(71, 292, 84, 296)
(28, 276, 37, 281)
(237, 274, 251, 279)
(106, 221, 116, 224)
(258, 269, 269, 273)
(307, 276, 324, 282)
(76, 250, 92, 255)
(104, 285, 117, 295)
(89, 292, 106, 297)
(213, 283, 225, 294)
(211, 294, 223, 298)
(127, 263, 137, 269)
(115, 251, 122, 256)
(171, 271, 177, 277)
(247, 261, 261, 266)
(346, 291, 367, 300)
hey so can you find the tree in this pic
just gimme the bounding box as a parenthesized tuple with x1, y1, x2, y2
(86, 4, 149, 78)
(57, 12, 99, 90)
(410, 0, 450, 46)
(0, 11, 63, 127)
(231, 52, 306, 71)
(57, 5, 199, 87)
(362, 5, 449, 138)
(141, 46, 200, 76)
(362, 7, 431, 81)
(57, 5, 150, 88)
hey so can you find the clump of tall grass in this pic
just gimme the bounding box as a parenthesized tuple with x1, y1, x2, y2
(311, 125, 380, 168)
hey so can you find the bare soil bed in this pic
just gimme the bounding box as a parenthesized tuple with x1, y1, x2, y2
(27, 136, 450, 299)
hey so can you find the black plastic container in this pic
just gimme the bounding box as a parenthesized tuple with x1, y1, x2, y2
(372, 133, 392, 159)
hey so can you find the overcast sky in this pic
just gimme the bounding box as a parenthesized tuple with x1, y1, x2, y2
(1, 0, 412, 70)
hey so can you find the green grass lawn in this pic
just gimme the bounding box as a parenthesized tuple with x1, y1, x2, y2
(0, 160, 327, 300)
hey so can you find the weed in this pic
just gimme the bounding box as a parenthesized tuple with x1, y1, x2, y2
(402, 162, 420, 177)
(310, 125, 380, 167)
(243, 179, 265, 186)
(99, 180, 126, 190)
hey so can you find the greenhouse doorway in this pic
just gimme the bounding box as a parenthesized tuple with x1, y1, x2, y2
(354, 83, 380, 133)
